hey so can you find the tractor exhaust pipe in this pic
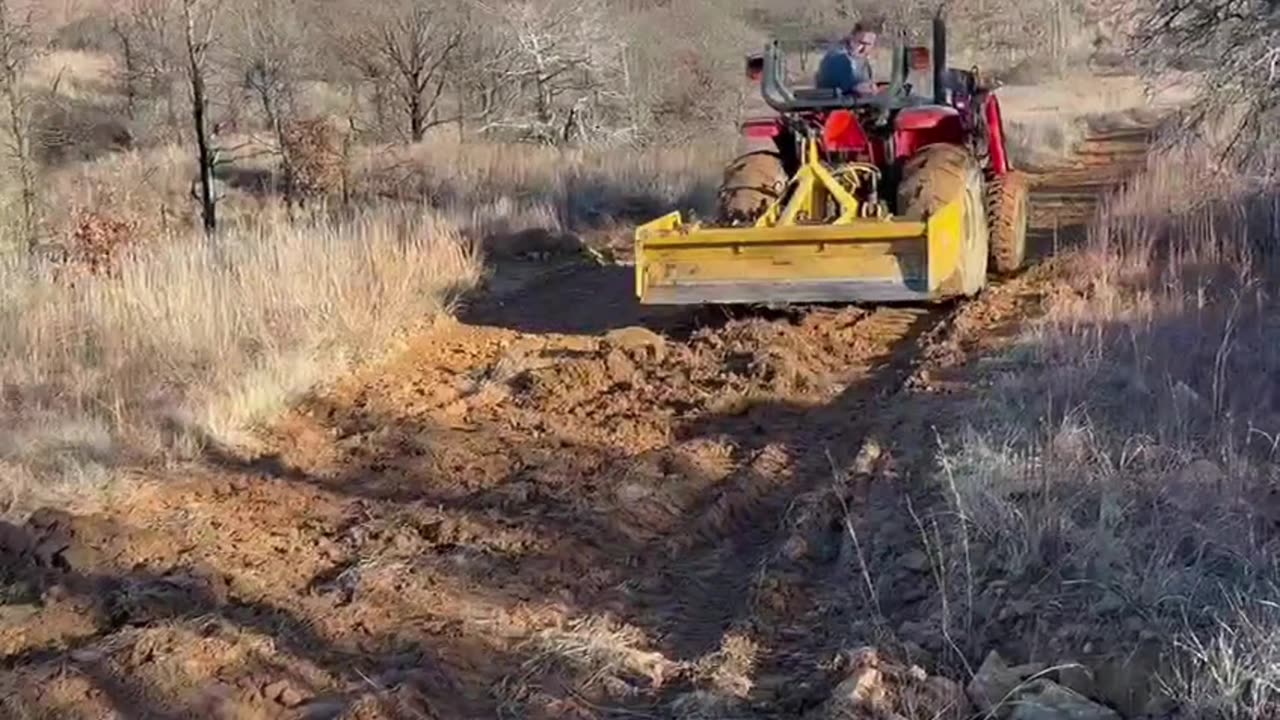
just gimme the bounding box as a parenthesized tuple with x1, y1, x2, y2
(932, 11, 947, 105)
(932, 13, 948, 104)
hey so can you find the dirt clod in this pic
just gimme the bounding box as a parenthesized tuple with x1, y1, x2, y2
(852, 437, 883, 476)
(1092, 641, 1163, 718)
(1054, 665, 1097, 701)
(968, 650, 1026, 712)
(605, 348, 639, 384)
(898, 550, 930, 573)
(1007, 680, 1120, 720)
(912, 676, 971, 718)
(264, 679, 308, 708)
(604, 326, 667, 360)
(0, 520, 34, 555)
(831, 652, 888, 711)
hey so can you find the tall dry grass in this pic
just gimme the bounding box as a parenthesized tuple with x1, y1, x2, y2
(351, 136, 726, 253)
(0, 207, 480, 517)
(930, 139, 1280, 715)
(31, 135, 726, 257)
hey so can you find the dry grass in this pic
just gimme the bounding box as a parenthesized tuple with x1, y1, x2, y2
(998, 73, 1194, 170)
(23, 50, 116, 99)
(0, 207, 480, 517)
(32, 133, 727, 256)
(930, 139, 1280, 715)
(351, 136, 726, 253)
(497, 615, 677, 715)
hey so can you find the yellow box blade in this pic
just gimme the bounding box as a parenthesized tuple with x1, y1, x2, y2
(634, 200, 965, 305)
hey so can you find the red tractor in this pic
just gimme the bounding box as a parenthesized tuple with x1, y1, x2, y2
(634, 14, 1028, 305)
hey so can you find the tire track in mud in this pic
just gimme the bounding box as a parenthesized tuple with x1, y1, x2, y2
(603, 305, 946, 645)
(1025, 126, 1156, 257)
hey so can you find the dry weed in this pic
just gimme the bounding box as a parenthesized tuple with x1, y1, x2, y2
(0, 207, 479, 517)
(57, 204, 141, 277)
(927, 139, 1280, 715)
(281, 117, 347, 200)
(498, 615, 677, 714)
(352, 136, 724, 241)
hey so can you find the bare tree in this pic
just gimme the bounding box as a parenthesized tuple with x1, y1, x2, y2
(343, 0, 466, 143)
(625, 0, 765, 142)
(475, 0, 634, 145)
(181, 0, 222, 233)
(115, 0, 183, 141)
(0, 0, 41, 254)
(1133, 0, 1280, 175)
(110, 14, 140, 119)
(230, 0, 306, 205)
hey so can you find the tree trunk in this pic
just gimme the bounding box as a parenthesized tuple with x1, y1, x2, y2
(274, 113, 296, 216)
(409, 87, 424, 142)
(113, 20, 137, 120)
(257, 88, 295, 210)
(190, 63, 216, 233)
(184, 0, 217, 234)
(0, 0, 38, 255)
(6, 82, 36, 254)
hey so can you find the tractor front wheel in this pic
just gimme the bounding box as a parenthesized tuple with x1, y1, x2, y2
(715, 151, 786, 225)
(987, 170, 1029, 274)
(897, 144, 990, 297)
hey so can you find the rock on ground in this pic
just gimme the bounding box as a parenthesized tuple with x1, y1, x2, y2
(1008, 680, 1121, 720)
(968, 651, 1030, 712)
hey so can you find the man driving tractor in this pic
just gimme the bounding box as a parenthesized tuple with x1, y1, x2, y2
(815, 21, 880, 96)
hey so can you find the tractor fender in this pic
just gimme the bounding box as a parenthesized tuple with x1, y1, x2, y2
(893, 107, 966, 162)
(983, 93, 1011, 175)
(895, 106, 961, 130)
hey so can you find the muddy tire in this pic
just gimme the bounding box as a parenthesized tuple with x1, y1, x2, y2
(987, 170, 1029, 274)
(715, 151, 786, 225)
(896, 144, 989, 297)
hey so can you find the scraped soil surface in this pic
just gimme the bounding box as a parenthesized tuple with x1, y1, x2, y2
(1, 129, 1154, 719)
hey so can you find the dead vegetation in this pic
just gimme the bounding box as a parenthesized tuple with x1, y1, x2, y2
(914, 136, 1280, 717)
(0, 207, 480, 515)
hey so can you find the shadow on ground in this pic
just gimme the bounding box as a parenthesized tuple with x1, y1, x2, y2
(458, 263, 757, 338)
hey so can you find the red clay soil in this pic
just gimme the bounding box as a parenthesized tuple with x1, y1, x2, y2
(0, 129, 1154, 720)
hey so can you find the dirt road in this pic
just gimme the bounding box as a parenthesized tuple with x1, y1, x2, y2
(0, 127, 1155, 719)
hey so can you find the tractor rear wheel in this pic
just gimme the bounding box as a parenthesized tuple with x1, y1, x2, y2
(897, 144, 989, 297)
(715, 151, 786, 225)
(987, 170, 1029, 274)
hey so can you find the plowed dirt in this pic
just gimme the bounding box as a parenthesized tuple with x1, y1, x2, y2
(1, 128, 1156, 719)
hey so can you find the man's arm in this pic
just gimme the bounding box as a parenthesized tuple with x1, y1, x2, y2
(851, 56, 875, 94)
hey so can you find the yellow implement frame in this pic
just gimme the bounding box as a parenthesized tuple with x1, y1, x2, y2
(634, 139, 971, 305)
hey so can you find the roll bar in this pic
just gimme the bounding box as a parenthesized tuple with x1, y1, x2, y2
(759, 12, 950, 113)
